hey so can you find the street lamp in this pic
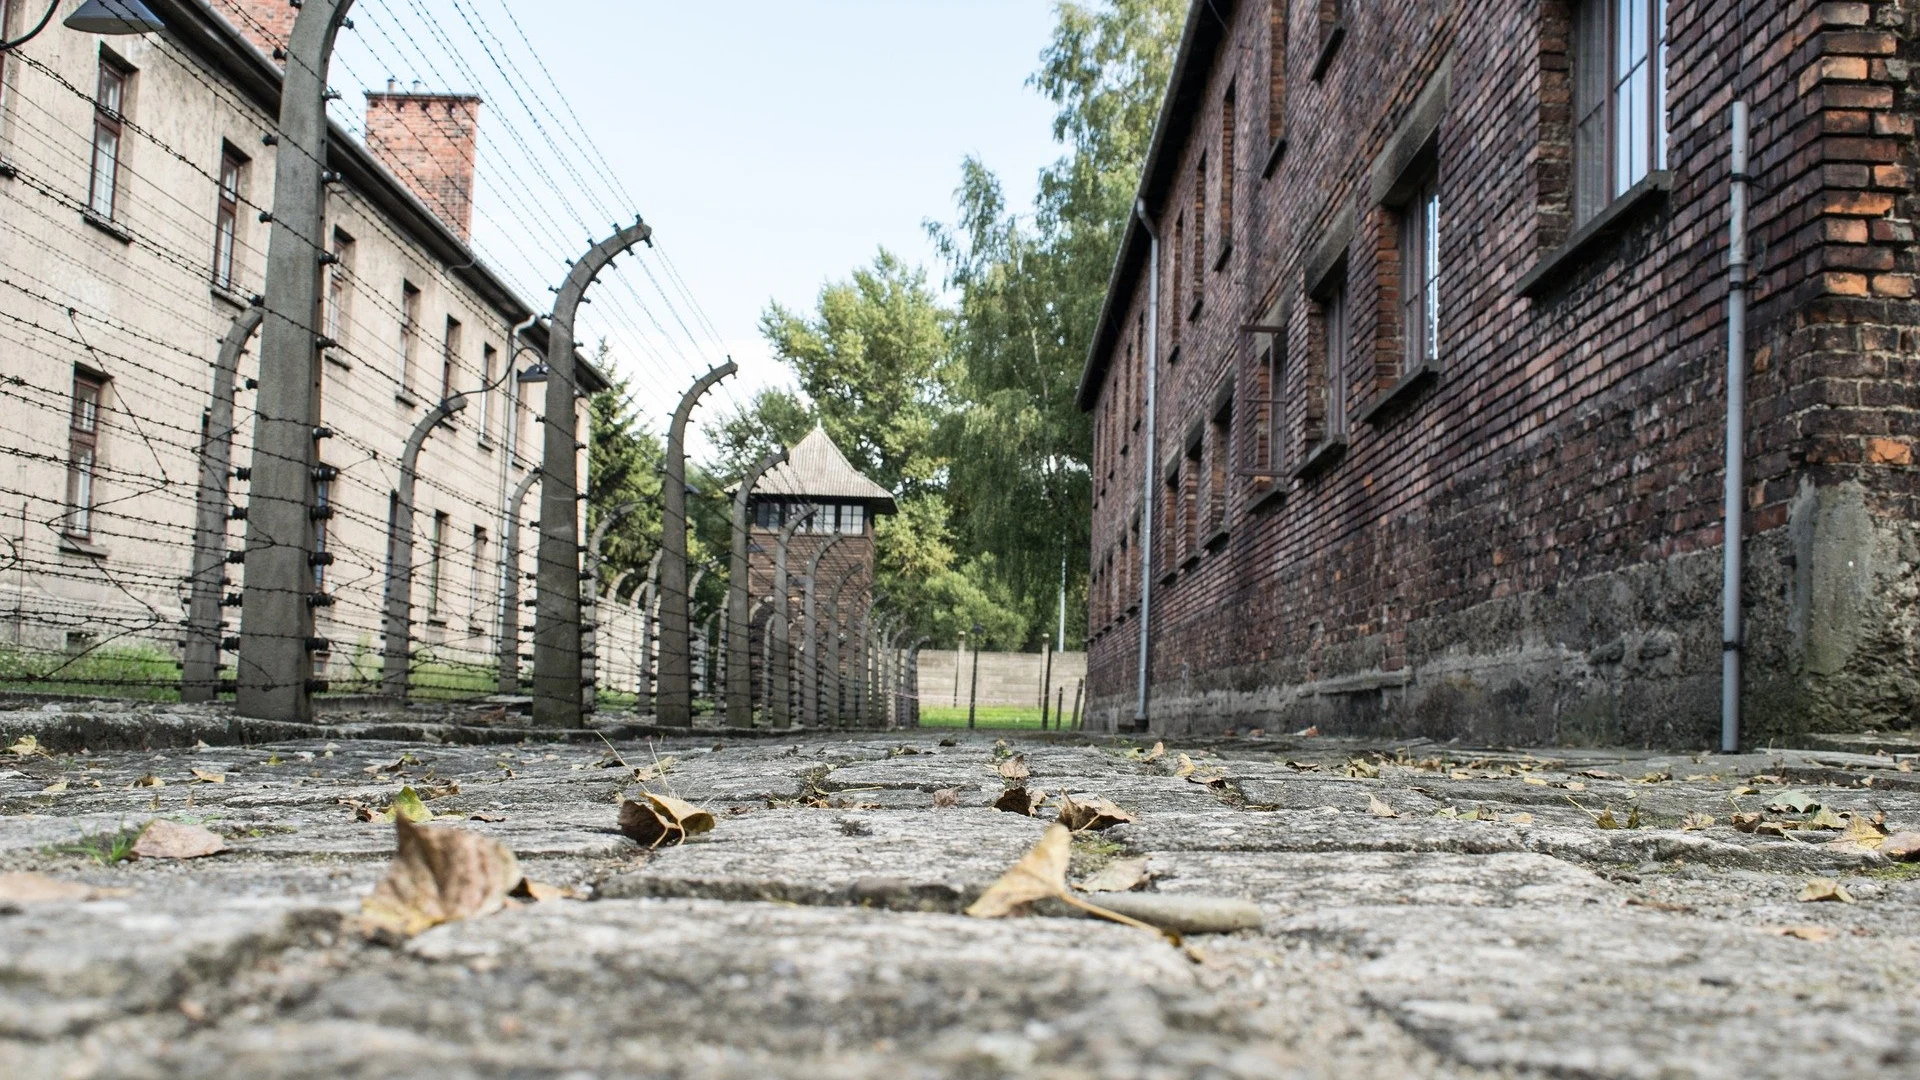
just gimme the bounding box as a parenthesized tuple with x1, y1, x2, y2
(3, 0, 165, 50)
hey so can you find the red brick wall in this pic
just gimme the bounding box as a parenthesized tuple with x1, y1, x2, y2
(209, 0, 296, 59)
(1084, 0, 1920, 743)
(364, 92, 483, 243)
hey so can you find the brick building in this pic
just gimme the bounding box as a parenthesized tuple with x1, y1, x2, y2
(0, 0, 602, 695)
(1079, 0, 1920, 745)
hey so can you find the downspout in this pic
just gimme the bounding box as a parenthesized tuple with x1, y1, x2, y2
(1134, 199, 1160, 733)
(1722, 102, 1750, 753)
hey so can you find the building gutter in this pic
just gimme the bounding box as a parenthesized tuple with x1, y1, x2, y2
(1722, 102, 1750, 753)
(1134, 200, 1159, 733)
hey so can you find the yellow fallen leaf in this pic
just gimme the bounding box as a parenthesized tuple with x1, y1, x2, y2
(131, 820, 226, 860)
(1142, 742, 1166, 763)
(1078, 856, 1151, 894)
(1767, 925, 1834, 942)
(8, 735, 47, 758)
(190, 769, 226, 784)
(40, 779, 68, 794)
(1507, 813, 1535, 826)
(1368, 795, 1398, 818)
(617, 792, 715, 849)
(1564, 782, 1587, 793)
(966, 824, 1173, 944)
(1173, 754, 1197, 779)
(1522, 776, 1549, 786)
(1057, 794, 1135, 832)
(1682, 812, 1716, 831)
(377, 787, 433, 824)
(1346, 758, 1380, 779)
(1450, 770, 1472, 780)
(360, 817, 522, 939)
(998, 755, 1031, 782)
(1830, 815, 1889, 852)
(1798, 879, 1856, 904)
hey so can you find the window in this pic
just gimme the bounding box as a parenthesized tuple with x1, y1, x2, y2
(469, 526, 489, 630)
(313, 476, 331, 589)
(1267, 2, 1289, 142)
(1400, 175, 1441, 371)
(88, 57, 129, 220)
(1322, 281, 1350, 441)
(325, 229, 354, 347)
(1162, 471, 1180, 571)
(839, 504, 866, 536)
(440, 317, 461, 403)
(1171, 213, 1185, 345)
(65, 371, 103, 539)
(1207, 399, 1231, 534)
(1312, 0, 1346, 79)
(1191, 155, 1207, 311)
(212, 148, 243, 290)
(512, 379, 534, 467)
(479, 343, 498, 443)
(1573, 0, 1668, 224)
(1181, 444, 1200, 561)
(399, 281, 421, 397)
(427, 511, 449, 618)
(1218, 86, 1235, 263)
(1253, 332, 1285, 476)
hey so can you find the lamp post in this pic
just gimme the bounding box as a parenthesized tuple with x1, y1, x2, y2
(2, 1, 164, 51)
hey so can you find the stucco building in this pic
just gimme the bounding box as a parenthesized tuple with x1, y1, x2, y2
(0, 0, 601, 696)
(1080, 0, 1920, 744)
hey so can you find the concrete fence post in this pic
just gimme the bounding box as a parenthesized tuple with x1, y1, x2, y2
(184, 306, 262, 703)
(382, 394, 470, 702)
(497, 469, 540, 694)
(727, 450, 787, 727)
(658, 362, 736, 726)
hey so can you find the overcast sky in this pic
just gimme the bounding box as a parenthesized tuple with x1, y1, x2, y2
(329, 0, 1064, 444)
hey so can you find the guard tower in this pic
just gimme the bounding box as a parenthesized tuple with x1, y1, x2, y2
(747, 428, 896, 607)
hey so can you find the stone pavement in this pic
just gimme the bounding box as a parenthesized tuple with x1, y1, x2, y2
(2, 710, 1919, 1078)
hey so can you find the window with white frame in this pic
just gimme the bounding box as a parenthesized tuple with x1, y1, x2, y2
(212, 148, 243, 290)
(65, 370, 104, 539)
(1573, 0, 1669, 224)
(88, 56, 130, 220)
(1400, 174, 1440, 370)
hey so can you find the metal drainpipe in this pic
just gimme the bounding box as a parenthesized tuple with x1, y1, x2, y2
(1722, 102, 1751, 754)
(1133, 199, 1160, 733)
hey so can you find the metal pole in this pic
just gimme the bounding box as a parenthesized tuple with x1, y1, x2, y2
(184, 307, 262, 703)
(1134, 200, 1161, 734)
(801, 534, 846, 728)
(497, 469, 539, 694)
(235, 0, 356, 721)
(533, 220, 652, 728)
(1040, 640, 1054, 730)
(769, 508, 813, 728)
(1072, 679, 1085, 730)
(658, 362, 736, 725)
(727, 450, 787, 723)
(381, 395, 470, 701)
(1722, 101, 1750, 754)
(967, 630, 982, 730)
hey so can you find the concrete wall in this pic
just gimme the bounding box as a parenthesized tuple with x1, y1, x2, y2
(915, 650, 1088, 710)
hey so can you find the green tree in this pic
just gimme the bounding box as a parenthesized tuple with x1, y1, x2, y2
(931, 0, 1183, 648)
(704, 387, 817, 486)
(586, 370, 665, 586)
(759, 250, 954, 500)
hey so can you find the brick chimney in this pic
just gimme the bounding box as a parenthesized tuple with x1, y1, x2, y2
(364, 85, 484, 243)
(209, 0, 295, 59)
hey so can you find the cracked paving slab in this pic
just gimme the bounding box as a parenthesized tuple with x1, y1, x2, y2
(2, 724, 1919, 1077)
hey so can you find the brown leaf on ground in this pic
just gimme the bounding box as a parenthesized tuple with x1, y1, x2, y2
(1798, 879, 1856, 904)
(1173, 754, 1197, 779)
(1078, 856, 1151, 894)
(938, 738, 958, 747)
(1830, 815, 1890, 853)
(631, 757, 678, 784)
(511, 879, 585, 903)
(997, 755, 1031, 782)
(1767, 925, 1834, 942)
(0, 871, 102, 904)
(967, 825, 1182, 946)
(132, 775, 165, 789)
(1577, 769, 1622, 781)
(1283, 760, 1322, 772)
(994, 786, 1045, 816)
(1369, 795, 1399, 818)
(617, 792, 715, 849)
(360, 818, 522, 939)
(1058, 794, 1135, 832)
(39, 779, 68, 794)
(1882, 831, 1920, 861)
(1346, 758, 1381, 779)
(1142, 742, 1166, 763)
(1682, 812, 1715, 831)
(468, 812, 507, 823)
(131, 820, 227, 860)
(932, 788, 961, 809)
(189, 769, 225, 784)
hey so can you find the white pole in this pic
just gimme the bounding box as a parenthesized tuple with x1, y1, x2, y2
(1722, 101, 1750, 753)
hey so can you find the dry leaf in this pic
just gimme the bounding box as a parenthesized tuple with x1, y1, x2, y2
(1283, 760, 1322, 772)
(1798, 879, 1856, 904)
(617, 792, 715, 849)
(469, 812, 507, 823)
(932, 788, 960, 809)
(131, 820, 227, 860)
(8, 735, 48, 757)
(39, 779, 68, 794)
(378, 787, 433, 824)
(1767, 791, 1819, 813)
(1346, 758, 1381, 779)
(1507, 812, 1535, 826)
(1078, 856, 1151, 894)
(1057, 794, 1135, 832)
(998, 755, 1031, 782)
(1563, 782, 1587, 793)
(359, 817, 521, 939)
(1522, 776, 1549, 786)
(1830, 815, 1890, 852)
(1767, 925, 1834, 942)
(190, 769, 226, 784)
(0, 871, 120, 904)
(1594, 808, 1621, 829)
(1143, 742, 1166, 763)
(1368, 795, 1399, 818)
(1173, 754, 1197, 779)
(994, 786, 1045, 816)
(1682, 812, 1716, 831)
(512, 879, 584, 903)
(1882, 831, 1920, 861)
(965, 824, 1173, 944)
(631, 757, 678, 783)
(133, 774, 165, 789)
(1807, 807, 1847, 831)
